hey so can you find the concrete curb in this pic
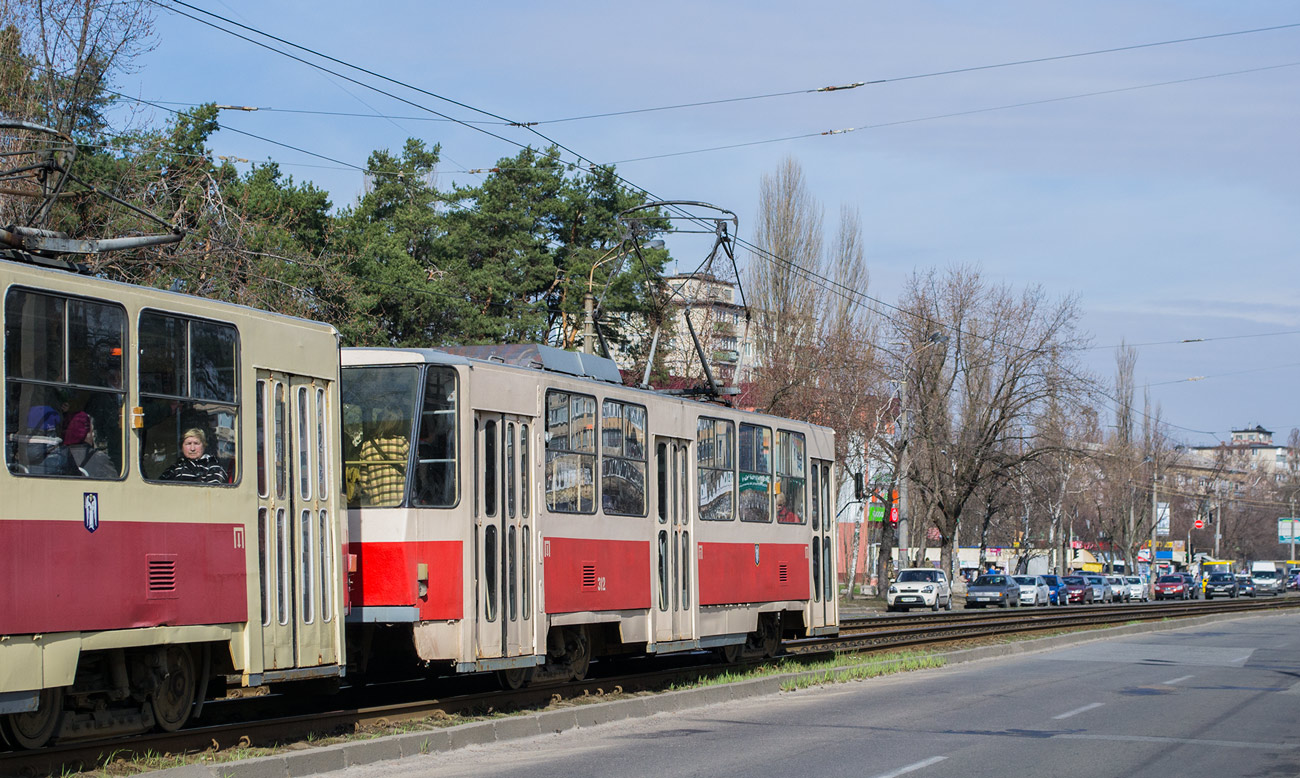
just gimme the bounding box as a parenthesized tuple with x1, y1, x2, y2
(154, 610, 1265, 778)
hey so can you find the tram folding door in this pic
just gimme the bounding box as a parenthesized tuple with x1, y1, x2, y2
(473, 412, 536, 662)
(256, 371, 341, 672)
(652, 437, 694, 645)
(811, 459, 835, 629)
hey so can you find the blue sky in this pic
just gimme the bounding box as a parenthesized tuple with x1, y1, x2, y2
(116, 1, 1300, 445)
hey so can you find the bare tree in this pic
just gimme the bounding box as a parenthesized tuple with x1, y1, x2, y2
(899, 266, 1089, 580)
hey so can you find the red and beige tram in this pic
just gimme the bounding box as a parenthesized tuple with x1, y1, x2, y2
(0, 253, 345, 748)
(342, 345, 838, 686)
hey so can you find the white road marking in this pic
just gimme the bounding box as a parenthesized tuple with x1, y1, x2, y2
(1060, 733, 1294, 750)
(870, 756, 948, 778)
(1163, 674, 1194, 685)
(1053, 702, 1104, 720)
(1283, 680, 1300, 695)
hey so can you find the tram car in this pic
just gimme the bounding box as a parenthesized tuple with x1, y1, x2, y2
(0, 252, 346, 748)
(342, 345, 838, 687)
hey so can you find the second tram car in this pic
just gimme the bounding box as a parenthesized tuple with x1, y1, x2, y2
(341, 345, 838, 686)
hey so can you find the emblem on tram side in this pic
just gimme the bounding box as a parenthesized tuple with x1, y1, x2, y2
(84, 492, 99, 533)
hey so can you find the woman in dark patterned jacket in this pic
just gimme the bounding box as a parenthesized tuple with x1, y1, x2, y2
(161, 428, 228, 484)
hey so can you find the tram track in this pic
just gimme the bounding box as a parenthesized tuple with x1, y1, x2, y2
(5, 596, 1297, 777)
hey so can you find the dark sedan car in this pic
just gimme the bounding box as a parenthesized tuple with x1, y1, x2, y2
(1060, 575, 1094, 605)
(1204, 572, 1237, 599)
(1236, 574, 1256, 597)
(964, 574, 1020, 608)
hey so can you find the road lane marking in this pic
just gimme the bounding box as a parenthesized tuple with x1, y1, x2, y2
(1060, 734, 1294, 750)
(870, 756, 948, 778)
(1163, 674, 1194, 685)
(1053, 702, 1103, 719)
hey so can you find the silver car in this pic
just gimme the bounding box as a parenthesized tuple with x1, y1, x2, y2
(1125, 576, 1148, 602)
(1012, 575, 1050, 606)
(1107, 575, 1130, 602)
(1085, 574, 1113, 603)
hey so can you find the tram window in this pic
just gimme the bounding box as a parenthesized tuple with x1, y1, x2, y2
(657, 530, 669, 611)
(812, 539, 822, 602)
(656, 442, 668, 524)
(520, 424, 529, 518)
(316, 387, 329, 500)
(256, 381, 267, 496)
(276, 507, 289, 625)
(506, 423, 516, 519)
(811, 464, 820, 531)
(696, 418, 734, 521)
(681, 531, 691, 608)
(340, 366, 418, 508)
(300, 508, 314, 624)
(508, 524, 517, 622)
(4, 289, 126, 479)
(601, 399, 646, 516)
(413, 366, 457, 507)
(823, 536, 833, 601)
(320, 509, 334, 622)
(258, 507, 270, 626)
(484, 420, 497, 516)
(738, 424, 772, 523)
(484, 525, 498, 622)
(296, 387, 311, 500)
(521, 525, 531, 617)
(775, 430, 806, 524)
(545, 390, 595, 513)
(138, 311, 238, 484)
(273, 383, 287, 498)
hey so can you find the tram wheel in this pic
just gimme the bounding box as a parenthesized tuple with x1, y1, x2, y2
(496, 667, 531, 691)
(565, 628, 592, 682)
(717, 643, 743, 663)
(1, 688, 64, 749)
(151, 646, 198, 732)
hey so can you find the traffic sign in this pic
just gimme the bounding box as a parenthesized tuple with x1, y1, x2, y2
(1194, 518, 1204, 529)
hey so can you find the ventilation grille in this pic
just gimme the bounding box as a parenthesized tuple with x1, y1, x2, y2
(778, 563, 789, 585)
(147, 555, 179, 599)
(581, 563, 597, 591)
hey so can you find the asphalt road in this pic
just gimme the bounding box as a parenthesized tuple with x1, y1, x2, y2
(339, 612, 1300, 778)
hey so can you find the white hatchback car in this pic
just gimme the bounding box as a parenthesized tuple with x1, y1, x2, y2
(1107, 575, 1130, 602)
(887, 568, 953, 612)
(1125, 576, 1148, 601)
(1012, 575, 1050, 606)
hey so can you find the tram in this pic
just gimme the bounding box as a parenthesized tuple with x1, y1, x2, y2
(341, 345, 838, 687)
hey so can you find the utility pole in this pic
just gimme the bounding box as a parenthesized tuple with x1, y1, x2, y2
(1150, 466, 1159, 575)
(1290, 494, 1296, 564)
(1214, 487, 1222, 559)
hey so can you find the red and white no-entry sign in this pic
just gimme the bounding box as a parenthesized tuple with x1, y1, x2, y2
(1194, 518, 1204, 529)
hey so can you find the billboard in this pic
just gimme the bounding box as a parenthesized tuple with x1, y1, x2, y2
(1279, 518, 1299, 543)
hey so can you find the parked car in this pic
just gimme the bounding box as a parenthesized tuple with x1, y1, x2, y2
(1154, 574, 1191, 600)
(1176, 572, 1201, 599)
(1084, 574, 1114, 603)
(1040, 574, 1068, 605)
(1236, 574, 1256, 597)
(1204, 572, 1238, 599)
(1125, 576, 1148, 602)
(1012, 575, 1050, 607)
(1250, 569, 1284, 596)
(964, 574, 1020, 608)
(1060, 575, 1094, 605)
(887, 568, 954, 612)
(1107, 575, 1130, 602)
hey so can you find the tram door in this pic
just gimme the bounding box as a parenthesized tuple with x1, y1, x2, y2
(257, 372, 340, 671)
(473, 412, 535, 661)
(652, 437, 694, 644)
(810, 459, 836, 629)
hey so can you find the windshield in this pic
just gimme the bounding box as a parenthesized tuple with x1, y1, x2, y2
(1209, 573, 1234, 582)
(1013, 576, 1036, 585)
(1158, 575, 1182, 583)
(1254, 571, 1278, 579)
(897, 570, 937, 583)
(1042, 576, 1060, 585)
(342, 365, 420, 508)
(973, 575, 1006, 586)
(1063, 576, 1085, 585)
